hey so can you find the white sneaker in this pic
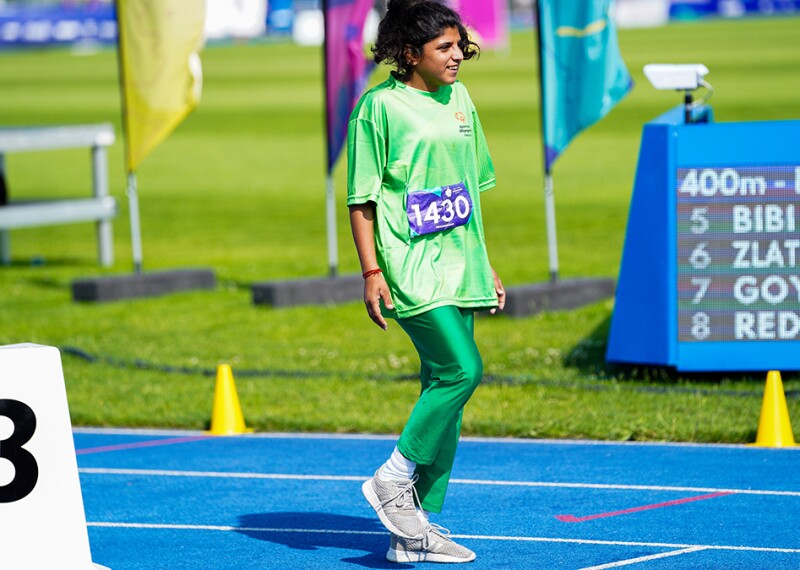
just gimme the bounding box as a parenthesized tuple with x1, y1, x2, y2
(362, 470, 426, 539)
(387, 523, 476, 564)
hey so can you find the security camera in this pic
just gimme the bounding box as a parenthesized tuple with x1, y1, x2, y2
(643, 64, 709, 91)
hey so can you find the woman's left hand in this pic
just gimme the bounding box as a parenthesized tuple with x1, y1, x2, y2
(490, 267, 505, 314)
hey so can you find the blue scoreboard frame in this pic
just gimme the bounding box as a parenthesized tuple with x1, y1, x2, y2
(606, 105, 800, 372)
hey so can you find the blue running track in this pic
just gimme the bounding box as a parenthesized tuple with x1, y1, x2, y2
(74, 429, 800, 569)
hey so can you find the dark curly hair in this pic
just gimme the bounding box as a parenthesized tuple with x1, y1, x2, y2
(372, 0, 479, 82)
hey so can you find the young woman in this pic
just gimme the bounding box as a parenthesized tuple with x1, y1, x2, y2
(347, 0, 504, 563)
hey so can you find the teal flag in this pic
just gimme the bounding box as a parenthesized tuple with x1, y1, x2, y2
(538, 0, 632, 171)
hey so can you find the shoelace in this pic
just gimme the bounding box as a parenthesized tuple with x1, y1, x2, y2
(422, 522, 452, 550)
(382, 474, 421, 512)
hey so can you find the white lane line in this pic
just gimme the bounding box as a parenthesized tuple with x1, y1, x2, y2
(85, 522, 800, 554)
(456, 535, 800, 554)
(88, 522, 386, 535)
(452, 478, 800, 497)
(80, 468, 365, 482)
(76, 427, 795, 450)
(579, 546, 707, 569)
(78, 468, 800, 497)
(74, 427, 397, 441)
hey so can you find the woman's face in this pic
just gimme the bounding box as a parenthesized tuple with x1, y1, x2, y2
(405, 26, 464, 92)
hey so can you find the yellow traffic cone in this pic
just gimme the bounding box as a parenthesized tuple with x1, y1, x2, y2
(208, 364, 252, 435)
(752, 370, 796, 447)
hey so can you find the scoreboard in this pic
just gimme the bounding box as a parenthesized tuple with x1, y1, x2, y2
(677, 164, 800, 343)
(607, 106, 800, 371)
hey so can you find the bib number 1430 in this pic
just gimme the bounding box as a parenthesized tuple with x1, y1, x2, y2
(0, 399, 39, 503)
(407, 182, 473, 237)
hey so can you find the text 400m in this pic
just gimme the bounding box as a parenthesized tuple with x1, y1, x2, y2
(679, 167, 800, 197)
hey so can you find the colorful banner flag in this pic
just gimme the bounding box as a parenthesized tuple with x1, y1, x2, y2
(450, 0, 508, 50)
(117, 0, 206, 173)
(323, 0, 374, 173)
(538, 0, 632, 171)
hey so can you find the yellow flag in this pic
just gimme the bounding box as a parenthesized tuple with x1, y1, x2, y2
(117, 0, 206, 173)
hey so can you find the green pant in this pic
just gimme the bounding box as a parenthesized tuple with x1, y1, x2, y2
(395, 305, 483, 513)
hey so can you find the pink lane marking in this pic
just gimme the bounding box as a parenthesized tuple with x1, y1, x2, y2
(556, 491, 735, 523)
(76, 435, 213, 455)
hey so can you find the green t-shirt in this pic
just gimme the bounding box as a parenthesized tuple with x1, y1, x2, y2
(347, 76, 498, 319)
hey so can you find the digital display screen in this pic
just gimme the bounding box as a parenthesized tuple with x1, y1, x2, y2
(677, 165, 800, 342)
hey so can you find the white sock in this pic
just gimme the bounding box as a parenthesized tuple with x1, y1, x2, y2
(378, 446, 416, 481)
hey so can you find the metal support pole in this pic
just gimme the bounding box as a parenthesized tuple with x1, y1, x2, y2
(684, 90, 693, 124)
(544, 172, 559, 283)
(326, 174, 338, 277)
(536, 2, 559, 284)
(92, 144, 114, 267)
(126, 172, 143, 274)
(0, 152, 8, 265)
(0, 152, 6, 206)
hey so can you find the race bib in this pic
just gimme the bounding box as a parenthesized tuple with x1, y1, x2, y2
(406, 182, 473, 237)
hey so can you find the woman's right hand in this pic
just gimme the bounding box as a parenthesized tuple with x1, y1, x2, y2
(349, 203, 393, 330)
(364, 272, 394, 330)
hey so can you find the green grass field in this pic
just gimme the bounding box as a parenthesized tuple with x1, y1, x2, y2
(1, 16, 799, 442)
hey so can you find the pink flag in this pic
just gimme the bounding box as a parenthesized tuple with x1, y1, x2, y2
(450, 0, 508, 50)
(323, 0, 374, 173)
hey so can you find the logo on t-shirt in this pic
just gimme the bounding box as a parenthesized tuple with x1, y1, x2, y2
(455, 111, 472, 137)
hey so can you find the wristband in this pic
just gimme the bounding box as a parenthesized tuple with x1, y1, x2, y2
(362, 268, 382, 279)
